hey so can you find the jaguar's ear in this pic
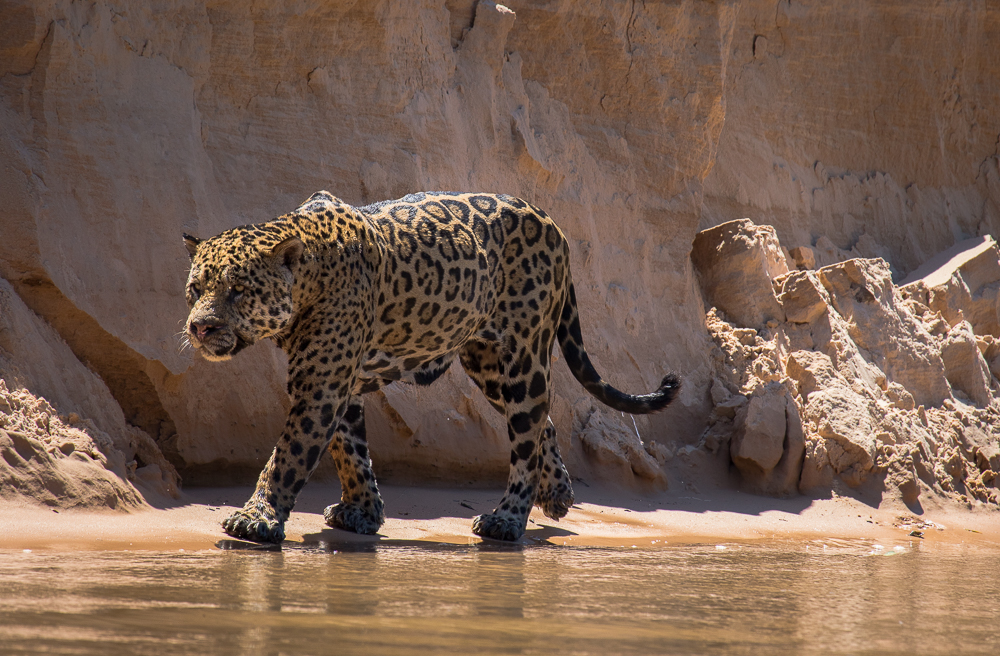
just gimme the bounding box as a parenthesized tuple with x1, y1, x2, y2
(269, 236, 304, 275)
(183, 233, 202, 259)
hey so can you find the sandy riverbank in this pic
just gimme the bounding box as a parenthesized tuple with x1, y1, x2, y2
(2, 483, 998, 552)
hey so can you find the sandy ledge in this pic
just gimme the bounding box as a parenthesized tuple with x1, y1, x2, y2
(2, 484, 998, 552)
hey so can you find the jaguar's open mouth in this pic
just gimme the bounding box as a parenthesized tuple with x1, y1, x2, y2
(190, 328, 251, 361)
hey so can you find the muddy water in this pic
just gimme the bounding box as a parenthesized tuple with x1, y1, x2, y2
(1, 539, 998, 655)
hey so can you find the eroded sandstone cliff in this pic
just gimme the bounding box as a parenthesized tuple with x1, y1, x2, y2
(1, 0, 997, 511)
(693, 221, 1000, 507)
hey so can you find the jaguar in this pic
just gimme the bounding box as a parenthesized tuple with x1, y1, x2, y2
(182, 190, 678, 542)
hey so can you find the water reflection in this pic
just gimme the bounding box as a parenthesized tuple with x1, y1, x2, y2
(1, 540, 997, 655)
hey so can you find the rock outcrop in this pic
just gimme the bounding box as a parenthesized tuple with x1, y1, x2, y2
(0, 0, 998, 512)
(694, 219, 1000, 505)
(691, 220, 788, 330)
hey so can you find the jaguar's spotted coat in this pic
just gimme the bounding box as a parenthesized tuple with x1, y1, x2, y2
(183, 191, 679, 543)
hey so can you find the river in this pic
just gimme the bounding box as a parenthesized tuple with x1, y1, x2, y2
(1, 538, 997, 655)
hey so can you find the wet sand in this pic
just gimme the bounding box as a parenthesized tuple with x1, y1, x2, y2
(2, 483, 998, 552)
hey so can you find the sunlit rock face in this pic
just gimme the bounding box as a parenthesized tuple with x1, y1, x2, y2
(1, 0, 998, 509)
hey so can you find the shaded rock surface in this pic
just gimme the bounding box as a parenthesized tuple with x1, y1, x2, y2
(0, 0, 997, 512)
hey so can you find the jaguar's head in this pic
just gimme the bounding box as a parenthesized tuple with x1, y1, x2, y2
(182, 229, 304, 361)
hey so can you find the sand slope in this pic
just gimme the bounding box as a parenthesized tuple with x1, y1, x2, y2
(2, 484, 997, 553)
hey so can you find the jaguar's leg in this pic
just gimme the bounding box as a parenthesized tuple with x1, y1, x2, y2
(533, 417, 575, 520)
(471, 338, 553, 541)
(323, 396, 386, 535)
(462, 339, 572, 520)
(222, 393, 348, 543)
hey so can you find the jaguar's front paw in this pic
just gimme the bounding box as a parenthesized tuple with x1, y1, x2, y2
(471, 513, 525, 541)
(536, 480, 575, 521)
(222, 509, 285, 544)
(324, 502, 384, 535)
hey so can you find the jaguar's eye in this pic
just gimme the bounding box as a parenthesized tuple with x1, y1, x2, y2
(233, 284, 246, 294)
(189, 283, 202, 299)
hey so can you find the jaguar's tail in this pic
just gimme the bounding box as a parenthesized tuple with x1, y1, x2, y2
(556, 283, 679, 414)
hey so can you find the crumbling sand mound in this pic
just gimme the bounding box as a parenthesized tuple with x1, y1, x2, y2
(692, 219, 1000, 508)
(0, 278, 178, 509)
(1, 382, 144, 509)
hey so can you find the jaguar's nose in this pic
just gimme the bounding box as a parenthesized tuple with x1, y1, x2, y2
(190, 321, 222, 340)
